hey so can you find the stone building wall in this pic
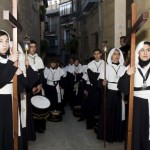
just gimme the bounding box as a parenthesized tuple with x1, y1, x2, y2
(0, 0, 41, 52)
(102, 0, 114, 48)
(135, 0, 150, 43)
(79, 6, 99, 60)
(0, 0, 13, 38)
(101, 0, 126, 49)
(86, 8, 99, 58)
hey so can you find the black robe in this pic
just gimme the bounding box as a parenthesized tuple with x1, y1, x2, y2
(72, 72, 83, 106)
(118, 72, 150, 150)
(105, 89, 124, 142)
(0, 60, 17, 150)
(43, 66, 66, 113)
(27, 67, 45, 141)
(18, 66, 40, 149)
(86, 69, 103, 129)
(64, 71, 75, 108)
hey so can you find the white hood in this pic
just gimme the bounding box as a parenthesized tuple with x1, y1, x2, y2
(0, 29, 10, 47)
(107, 48, 124, 65)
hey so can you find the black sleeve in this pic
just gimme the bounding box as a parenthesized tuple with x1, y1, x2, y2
(38, 69, 45, 85)
(117, 72, 130, 95)
(87, 69, 99, 86)
(97, 79, 104, 89)
(18, 74, 27, 94)
(26, 66, 40, 89)
(0, 60, 17, 88)
(59, 76, 66, 89)
(76, 73, 83, 82)
(66, 71, 75, 83)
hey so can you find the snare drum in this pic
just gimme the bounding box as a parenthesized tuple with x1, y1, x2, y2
(73, 105, 81, 117)
(31, 95, 51, 120)
(48, 110, 62, 122)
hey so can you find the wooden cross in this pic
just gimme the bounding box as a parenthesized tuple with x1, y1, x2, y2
(3, 0, 22, 150)
(126, 3, 149, 150)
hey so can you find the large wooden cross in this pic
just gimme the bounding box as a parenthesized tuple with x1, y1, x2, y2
(3, 0, 22, 150)
(126, 3, 149, 150)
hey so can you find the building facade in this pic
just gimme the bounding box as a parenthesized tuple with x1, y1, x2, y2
(45, 0, 60, 58)
(45, 0, 150, 62)
(0, 0, 48, 53)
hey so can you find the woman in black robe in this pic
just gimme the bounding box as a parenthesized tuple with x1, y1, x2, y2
(0, 30, 19, 150)
(118, 41, 150, 150)
(97, 48, 126, 142)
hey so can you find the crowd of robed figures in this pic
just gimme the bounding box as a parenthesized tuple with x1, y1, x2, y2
(0, 29, 150, 150)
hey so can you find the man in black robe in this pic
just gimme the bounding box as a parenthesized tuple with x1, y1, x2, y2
(86, 48, 104, 129)
(27, 40, 45, 140)
(64, 57, 75, 108)
(120, 36, 130, 60)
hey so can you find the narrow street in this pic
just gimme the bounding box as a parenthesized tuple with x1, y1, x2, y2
(29, 106, 124, 150)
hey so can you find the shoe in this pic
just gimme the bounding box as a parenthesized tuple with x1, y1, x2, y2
(36, 129, 45, 133)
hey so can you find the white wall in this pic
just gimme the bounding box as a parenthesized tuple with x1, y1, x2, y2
(114, 0, 126, 48)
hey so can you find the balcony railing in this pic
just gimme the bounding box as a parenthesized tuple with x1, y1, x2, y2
(60, 15, 73, 25)
(46, 4, 59, 15)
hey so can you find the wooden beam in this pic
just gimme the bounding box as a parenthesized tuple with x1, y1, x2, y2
(126, 11, 149, 43)
(3, 10, 22, 30)
(132, 12, 149, 33)
(127, 3, 136, 150)
(12, 0, 18, 150)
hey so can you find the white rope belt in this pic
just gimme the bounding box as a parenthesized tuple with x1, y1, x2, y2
(0, 83, 13, 94)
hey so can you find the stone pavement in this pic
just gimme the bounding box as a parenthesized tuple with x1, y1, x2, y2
(29, 106, 124, 150)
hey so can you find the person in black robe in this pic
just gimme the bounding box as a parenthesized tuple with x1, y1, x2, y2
(16, 43, 41, 150)
(118, 41, 150, 150)
(119, 36, 130, 61)
(27, 40, 45, 139)
(0, 29, 20, 150)
(86, 48, 104, 129)
(63, 57, 75, 108)
(72, 58, 83, 107)
(77, 59, 89, 121)
(43, 58, 66, 113)
(97, 48, 126, 142)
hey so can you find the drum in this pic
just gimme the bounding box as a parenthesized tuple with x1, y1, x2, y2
(31, 95, 51, 120)
(48, 110, 62, 122)
(73, 105, 81, 117)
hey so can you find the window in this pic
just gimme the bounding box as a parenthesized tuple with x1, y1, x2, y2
(64, 30, 70, 43)
(60, 1, 72, 16)
(50, 37, 58, 46)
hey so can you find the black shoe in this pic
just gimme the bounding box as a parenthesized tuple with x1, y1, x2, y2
(36, 129, 45, 133)
(78, 118, 85, 122)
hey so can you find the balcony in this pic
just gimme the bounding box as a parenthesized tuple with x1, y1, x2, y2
(82, 0, 98, 12)
(60, 15, 73, 25)
(45, 24, 59, 37)
(46, 5, 59, 17)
